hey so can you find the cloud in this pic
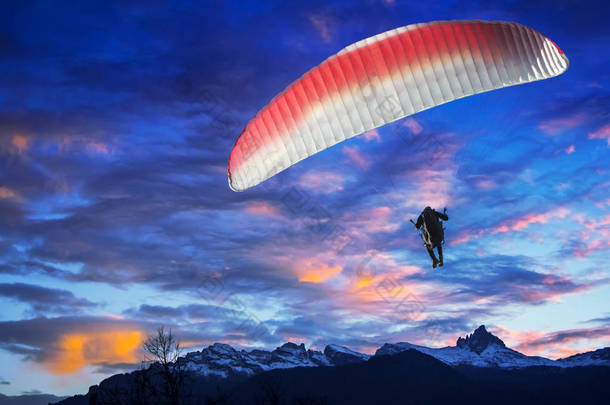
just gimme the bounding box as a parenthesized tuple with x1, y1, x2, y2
(0, 1, 608, 392)
(564, 214, 610, 258)
(47, 329, 143, 374)
(537, 113, 587, 135)
(362, 129, 381, 142)
(588, 123, 610, 145)
(0, 283, 97, 314)
(492, 207, 570, 233)
(296, 259, 342, 283)
(297, 170, 346, 193)
(342, 145, 371, 169)
(426, 254, 598, 307)
(0, 186, 20, 200)
(308, 14, 332, 43)
(451, 207, 571, 246)
(512, 326, 610, 359)
(243, 201, 280, 216)
(402, 118, 423, 135)
(11, 135, 30, 154)
(0, 316, 145, 372)
(565, 144, 575, 154)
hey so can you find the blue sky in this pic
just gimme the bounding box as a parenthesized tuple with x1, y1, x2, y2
(0, 0, 609, 396)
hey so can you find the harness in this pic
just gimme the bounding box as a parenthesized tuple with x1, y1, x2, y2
(419, 210, 445, 248)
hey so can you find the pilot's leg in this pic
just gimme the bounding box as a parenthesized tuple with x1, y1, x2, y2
(426, 245, 438, 268)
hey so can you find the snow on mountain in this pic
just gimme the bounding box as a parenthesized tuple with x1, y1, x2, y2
(375, 325, 606, 369)
(557, 347, 610, 367)
(324, 344, 371, 365)
(182, 342, 334, 378)
(179, 326, 608, 379)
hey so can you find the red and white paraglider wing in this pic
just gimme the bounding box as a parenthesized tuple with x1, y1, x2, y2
(228, 20, 568, 191)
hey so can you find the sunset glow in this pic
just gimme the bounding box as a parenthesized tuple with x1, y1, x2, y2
(47, 330, 143, 374)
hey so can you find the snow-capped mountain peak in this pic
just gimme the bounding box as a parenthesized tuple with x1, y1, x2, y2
(456, 325, 506, 354)
(324, 344, 371, 365)
(376, 325, 561, 369)
(180, 326, 609, 379)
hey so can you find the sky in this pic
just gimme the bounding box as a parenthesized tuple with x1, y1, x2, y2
(0, 0, 609, 397)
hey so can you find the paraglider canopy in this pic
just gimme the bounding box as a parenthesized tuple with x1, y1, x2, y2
(228, 20, 568, 192)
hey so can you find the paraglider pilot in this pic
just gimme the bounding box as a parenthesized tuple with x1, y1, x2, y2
(412, 207, 448, 268)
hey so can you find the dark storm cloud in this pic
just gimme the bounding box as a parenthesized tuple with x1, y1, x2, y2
(0, 283, 97, 314)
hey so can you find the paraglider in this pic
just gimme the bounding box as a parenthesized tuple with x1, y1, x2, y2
(411, 207, 449, 268)
(227, 19, 568, 192)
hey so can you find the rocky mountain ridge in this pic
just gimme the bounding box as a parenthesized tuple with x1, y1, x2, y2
(180, 325, 610, 377)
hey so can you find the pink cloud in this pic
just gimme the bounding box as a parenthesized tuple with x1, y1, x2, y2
(342, 206, 399, 234)
(588, 123, 610, 145)
(382, 167, 455, 212)
(362, 129, 381, 142)
(492, 207, 570, 233)
(451, 207, 571, 246)
(572, 214, 610, 258)
(298, 170, 346, 193)
(243, 201, 279, 216)
(467, 174, 497, 190)
(86, 141, 110, 155)
(402, 117, 423, 135)
(450, 229, 484, 246)
(343, 145, 371, 169)
(309, 14, 332, 43)
(508, 326, 610, 359)
(565, 144, 575, 154)
(538, 113, 587, 135)
(54, 136, 112, 156)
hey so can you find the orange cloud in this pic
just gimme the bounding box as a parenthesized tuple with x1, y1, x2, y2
(296, 259, 342, 283)
(11, 135, 30, 154)
(243, 201, 279, 216)
(0, 186, 19, 200)
(47, 329, 143, 374)
(299, 265, 343, 283)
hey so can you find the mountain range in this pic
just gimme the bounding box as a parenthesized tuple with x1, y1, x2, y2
(158, 325, 610, 379)
(53, 325, 610, 405)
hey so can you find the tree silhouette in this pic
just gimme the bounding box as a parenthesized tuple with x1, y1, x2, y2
(143, 327, 186, 405)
